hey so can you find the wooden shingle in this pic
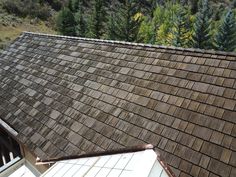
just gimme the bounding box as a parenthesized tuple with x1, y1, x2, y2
(0, 32, 235, 177)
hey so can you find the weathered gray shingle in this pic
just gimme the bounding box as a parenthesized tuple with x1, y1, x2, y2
(0, 32, 236, 177)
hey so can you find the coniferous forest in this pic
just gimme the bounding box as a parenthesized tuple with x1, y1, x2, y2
(56, 0, 236, 52)
(1, 0, 236, 52)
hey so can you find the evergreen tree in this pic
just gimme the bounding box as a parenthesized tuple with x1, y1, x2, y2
(109, 0, 142, 42)
(56, 8, 76, 36)
(107, 11, 116, 40)
(138, 3, 186, 45)
(169, 7, 189, 47)
(189, 0, 199, 14)
(148, 5, 165, 44)
(149, 20, 158, 44)
(191, 0, 212, 49)
(68, 0, 73, 11)
(138, 16, 154, 43)
(75, 10, 86, 37)
(87, 0, 107, 38)
(214, 10, 236, 52)
(232, 0, 236, 8)
(72, 0, 88, 12)
(156, 2, 182, 45)
(73, 0, 87, 37)
(137, 0, 159, 18)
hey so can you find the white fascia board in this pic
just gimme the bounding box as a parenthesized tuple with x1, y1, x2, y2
(0, 118, 18, 136)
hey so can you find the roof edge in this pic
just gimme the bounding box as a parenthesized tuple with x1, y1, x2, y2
(36, 144, 154, 165)
(22, 31, 236, 57)
(0, 118, 18, 137)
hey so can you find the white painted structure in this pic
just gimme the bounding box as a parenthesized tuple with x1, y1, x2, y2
(0, 158, 40, 177)
(40, 149, 172, 177)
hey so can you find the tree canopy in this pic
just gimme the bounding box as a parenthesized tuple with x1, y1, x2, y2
(214, 9, 236, 51)
(56, 7, 76, 36)
(55, 0, 236, 52)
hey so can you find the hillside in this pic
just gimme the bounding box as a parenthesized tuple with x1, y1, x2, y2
(0, 0, 236, 53)
(0, 0, 56, 52)
(0, 13, 56, 49)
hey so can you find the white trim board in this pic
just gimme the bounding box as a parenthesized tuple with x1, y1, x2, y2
(0, 118, 18, 136)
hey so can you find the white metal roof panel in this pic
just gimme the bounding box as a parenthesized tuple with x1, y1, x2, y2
(40, 149, 171, 177)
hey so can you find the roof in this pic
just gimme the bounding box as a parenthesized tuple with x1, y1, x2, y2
(36, 144, 155, 164)
(40, 145, 173, 177)
(0, 158, 40, 177)
(0, 32, 235, 177)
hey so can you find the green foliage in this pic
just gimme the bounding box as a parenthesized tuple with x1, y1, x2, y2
(150, 5, 166, 44)
(232, 0, 236, 8)
(2, 0, 51, 20)
(138, 4, 170, 44)
(107, 12, 116, 40)
(22, 0, 235, 52)
(75, 10, 86, 37)
(138, 16, 155, 43)
(191, 0, 212, 49)
(139, 3, 185, 45)
(68, 0, 73, 11)
(87, 0, 107, 38)
(73, 0, 87, 37)
(72, 0, 88, 12)
(214, 10, 236, 51)
(56, 8, 76, 36)
(157, 3, 183, 45)
(189, 0, 199, 14)
(137, 0, 159, 18)
(168, 7, 191, 47)
(44, 0, 62, 11)
(108, 1, 142, 42)
(68, 0, 87, 12)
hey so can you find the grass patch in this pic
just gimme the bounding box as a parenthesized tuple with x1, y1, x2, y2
(0, 14, 56, 49)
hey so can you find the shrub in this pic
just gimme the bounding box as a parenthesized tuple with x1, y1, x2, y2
(2, 0, 24, 16)
(2, 0, 51, 20)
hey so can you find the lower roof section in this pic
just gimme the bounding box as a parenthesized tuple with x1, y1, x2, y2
(40, 148, 173, 177)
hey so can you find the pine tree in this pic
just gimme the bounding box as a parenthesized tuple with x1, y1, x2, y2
(109, 0, 142, 42)
(148, 5, 165, 44)
(137, 0, 158, 18)
(169, 7, 189, 47)
(156, 2, 183, 45)
(189, 0, 199, 14)
(191, 0, 212, 49)
(137, 16, 153, 43)
(232, 0, 236, 8)
(73, 0, 87, 37)
(87, 0, 107, 38)
(148, 20, 158, 44)
(68, 0, 73, 11)
(214, 10, 236, 52)
(75, 10, 86, 37)
(56, 8, 76, 36)
(138, 3, 185, 45)
(107, 11, 116, 40)
(73, 0, 88, 12)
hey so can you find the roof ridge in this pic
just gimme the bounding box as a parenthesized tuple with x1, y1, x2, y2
(22, 31, 236, 57)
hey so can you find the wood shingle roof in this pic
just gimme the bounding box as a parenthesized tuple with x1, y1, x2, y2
(0, 32, 236, 177)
